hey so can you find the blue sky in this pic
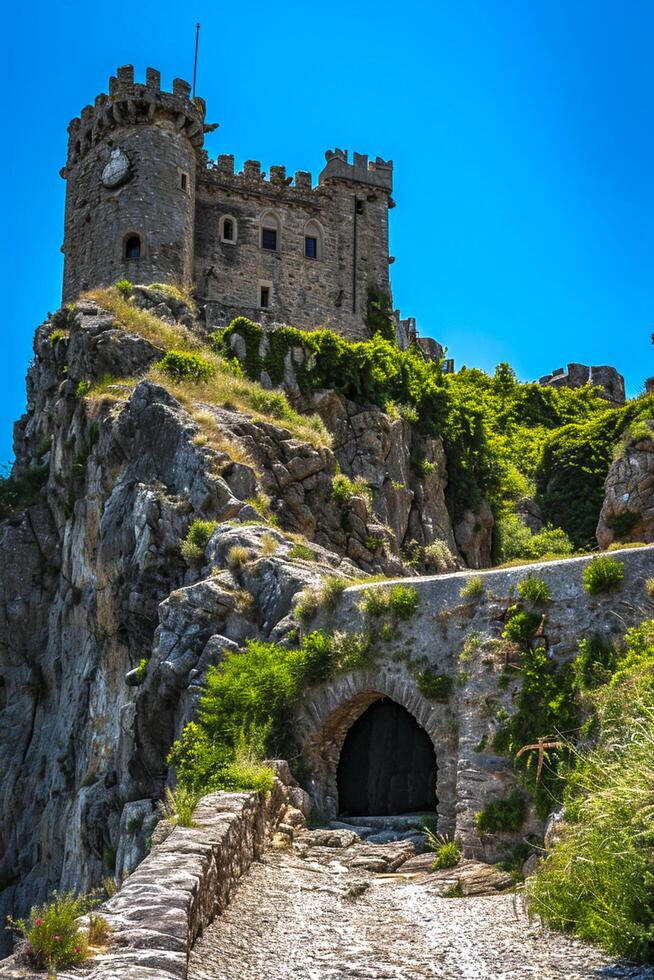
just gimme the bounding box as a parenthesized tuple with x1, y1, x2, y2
(2, 0, 653, 463)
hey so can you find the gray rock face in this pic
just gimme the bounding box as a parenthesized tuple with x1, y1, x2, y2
(0, 300, 467, 951)
(597, 427, 654, 548)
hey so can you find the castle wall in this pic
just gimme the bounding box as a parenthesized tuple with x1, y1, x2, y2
(194, 155, 393, 337)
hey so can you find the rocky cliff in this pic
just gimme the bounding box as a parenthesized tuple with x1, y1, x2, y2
(0, 291, 483, 950)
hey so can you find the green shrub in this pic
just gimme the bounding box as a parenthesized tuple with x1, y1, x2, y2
(157, 786, 200, 828)
(180, 519, 218, 564)
(517, 575, 551, 605)
(502, 606, 541, 646)
(359, 584, 419, 620)
(331, 472, 371, 506)
(582, 555, 624, 594)
(158, 349, 216, 382)
(460, 576, 485, 600)
(6, 892, 98, 974)
(365, 286, 396, 342)
(444, 881, 464, 897)
(115, 279, 133, 296)
(496, 515, 574, 564)
(423, 829, 461, 869)
(76, 379, 91, 398)
(424, 540, 458, 573)
(572, 635, 617, 690)
(388, 584, 420, 618)
(48, 329, 67, 343)
(289, 543, 316, 561)
(416, 671, 453, 701)
(474, 789, 527, 834)
(135, 658, 149, 682)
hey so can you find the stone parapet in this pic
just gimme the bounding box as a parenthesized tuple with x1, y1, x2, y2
(80, 781, 290, 979)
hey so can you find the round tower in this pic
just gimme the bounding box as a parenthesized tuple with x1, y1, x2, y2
(61, 65, 213, 302)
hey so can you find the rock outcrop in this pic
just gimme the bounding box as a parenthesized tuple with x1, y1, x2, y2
(597, 426, 654, 548)
(0, 294, 473, 952)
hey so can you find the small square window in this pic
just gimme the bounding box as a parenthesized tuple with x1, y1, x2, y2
(262, 228, 277, 251)
(305, 236, 318, 259)
(260, 285, 270, 308)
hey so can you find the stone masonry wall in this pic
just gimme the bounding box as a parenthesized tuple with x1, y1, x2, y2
(195, 151, 393, 338)
(296, 545, 654, 860)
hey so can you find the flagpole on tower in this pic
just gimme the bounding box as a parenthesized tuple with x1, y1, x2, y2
(192, 22, 201, 98)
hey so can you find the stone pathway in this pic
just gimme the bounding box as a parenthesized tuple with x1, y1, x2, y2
(188, 833, 654, 980)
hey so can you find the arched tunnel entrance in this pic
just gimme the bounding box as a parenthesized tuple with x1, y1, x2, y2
(337, 698, 437, 816)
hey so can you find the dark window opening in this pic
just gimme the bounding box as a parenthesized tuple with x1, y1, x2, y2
(124, 235, 141, 259)
(305, 236, 318, 259)
(262, 228, 277, 251)
(337, 699, 437, 816)
(260, 286, 270, 309)
(180, 172, 188, 191)
(356, 199, 364, 215)
(223, 218, 234, 242)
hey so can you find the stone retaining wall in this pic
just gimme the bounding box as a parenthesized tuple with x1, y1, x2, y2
(83, 776, 290, 979)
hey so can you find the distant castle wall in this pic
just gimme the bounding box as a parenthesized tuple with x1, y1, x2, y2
(539, 362, 626, 405)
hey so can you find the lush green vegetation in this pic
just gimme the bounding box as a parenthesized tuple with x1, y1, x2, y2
(582, 555, 625, 594)
(358, 583, 420, 620)
(474, 789, 527, 834)
(0, 462, 49, 520)
(517, 575, 551, 605)
(180, 519, 218, 564)
(168, 630, 374, 793)
(157, 785, 201, 828)
(416, 671, 453, 701)
(423, 829, 461, 869)
(528, 620, 654, 961)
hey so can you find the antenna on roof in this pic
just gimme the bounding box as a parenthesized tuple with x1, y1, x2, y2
(192, 22, 201, 98)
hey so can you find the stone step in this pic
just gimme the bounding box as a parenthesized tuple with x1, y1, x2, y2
(334, 813, 434, 832)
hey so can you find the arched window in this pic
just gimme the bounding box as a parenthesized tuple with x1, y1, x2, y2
(304, 219, 323, 260)
(124, 234, 141, 259)
(220, 215, 238, 244)
(260, 211, 281, 251)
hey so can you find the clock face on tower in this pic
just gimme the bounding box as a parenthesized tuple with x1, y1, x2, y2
(101, 148, 131, 189)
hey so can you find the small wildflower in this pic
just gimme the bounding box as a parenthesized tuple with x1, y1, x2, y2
(34, 918, 43, 927)
(54, 933, 61, 941)
(75, 945, 81, 954)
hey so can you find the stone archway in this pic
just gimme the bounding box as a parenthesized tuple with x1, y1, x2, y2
(337, 699, 437, 816)
(295, 670, 458, 833)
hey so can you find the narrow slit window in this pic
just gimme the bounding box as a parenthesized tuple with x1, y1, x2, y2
(223, 218, 234, 241)
(180, 172, 188, 192)
(124, 235, 141, 259)
(260, 285, 270, 308)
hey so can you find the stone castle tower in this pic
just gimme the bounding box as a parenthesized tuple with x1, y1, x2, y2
(61, 65, 409, 343)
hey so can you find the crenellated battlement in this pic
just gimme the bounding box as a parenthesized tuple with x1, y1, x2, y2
(320, 148, 393, 192)
(201, 146, 392, 202)
(63, 65, 217, 172)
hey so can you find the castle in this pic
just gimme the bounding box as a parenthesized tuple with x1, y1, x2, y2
(61, 65, 415, 345)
